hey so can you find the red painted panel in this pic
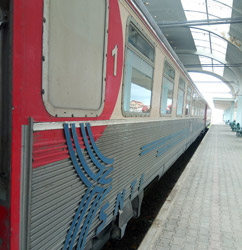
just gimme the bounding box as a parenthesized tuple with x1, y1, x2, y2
(32, 126, 107, 168)
(0, 206, 10, 250)
(12, 0, 123, 125)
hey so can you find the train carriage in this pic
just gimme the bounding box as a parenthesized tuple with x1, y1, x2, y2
(0, 0, 211, 249)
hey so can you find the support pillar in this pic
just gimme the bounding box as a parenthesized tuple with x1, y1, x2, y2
(229, 102, 235, 123)
(236, 96, 242, 126)
(224, 108, 231, 122)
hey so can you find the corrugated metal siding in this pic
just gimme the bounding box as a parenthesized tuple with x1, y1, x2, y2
(28, 118, 204, 250)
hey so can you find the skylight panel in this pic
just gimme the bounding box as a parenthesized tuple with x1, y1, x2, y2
(211, 36, 227, 57)
(191, 30, 209, 40)
(199, 56, 213, 72)
(194, 39, 210, 48)
(213, 64, 224, 76)
(181, 0, 207, 21)
(207, 0, 233, 19)
(180, 0, 234, 78)
(185, 11, 207, 21)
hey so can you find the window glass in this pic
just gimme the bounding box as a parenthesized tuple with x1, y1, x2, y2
(200, 102, 205, 117)
(42, 0, 107, 117)
(191, 91, 198, 116)
(185, 86, 192, 115)
(161, 77, 174, 115)
(128, 24, 155, 62)
(196, 103, 200, 117)
(177, 78, 185, 116)
(123, 22, 154, 115)
(161, 62, 175, 115)
(164, 62, 175, 80)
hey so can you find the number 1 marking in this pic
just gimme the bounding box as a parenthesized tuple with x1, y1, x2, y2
(112, 44, 118, 76)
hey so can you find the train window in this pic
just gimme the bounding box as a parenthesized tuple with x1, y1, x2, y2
(42, 0, 108, 117)
(177, 78, 185, 116)
(191, 91, 198, 116)
(128, 25, 155, 63)
(197, 102, 201, 117)
(200, 102, 205, 117)
(160, 62, 175, 115)
(122, 21, 154, 116)
(185, 86, 192, 116)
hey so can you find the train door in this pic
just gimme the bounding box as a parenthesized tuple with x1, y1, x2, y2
(0, 1, 11, 249)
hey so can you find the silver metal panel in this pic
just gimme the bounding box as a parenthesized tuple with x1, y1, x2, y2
(28, 119, 205, 249)
(20, 119, 33, 250)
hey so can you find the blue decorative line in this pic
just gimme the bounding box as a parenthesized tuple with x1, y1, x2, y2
(140, 131, 183, 156)
(63, 123, 114, 250)
(80, 124, 106, 172)
(86, 123, 114, 165)
(63, 188, 92, 250)
(68, 186, 105, 250)
(99, 166, 113, 185)
(141, 129, 184, 151)
(156, 131, 188, 154)
(71, 123, 103, 181)
(77, 185, 112, 250)
(156, 131, 189, 157)
(140, 128, 189, 156)
(64, 124, 92, 188)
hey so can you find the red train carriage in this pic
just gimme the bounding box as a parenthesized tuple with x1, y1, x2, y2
(0, 0, 210, 249)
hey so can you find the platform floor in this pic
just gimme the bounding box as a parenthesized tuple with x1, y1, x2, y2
(138, 125, 242, 250)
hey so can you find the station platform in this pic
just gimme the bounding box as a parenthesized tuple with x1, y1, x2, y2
(138, 125, 242, 250)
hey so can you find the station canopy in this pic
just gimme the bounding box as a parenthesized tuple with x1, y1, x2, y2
(133, 0, 242, 110)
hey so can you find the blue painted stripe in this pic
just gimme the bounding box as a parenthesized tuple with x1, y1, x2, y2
(63, 188, 92, 250)
(141, 130, 181, 150)
(141, 128, 188, 156)
(77, 192, 102, 250)
(99, 166, 113, 185)
(71, 124, 103, 181)
(68, 185, 105, 250)
(86, 123, 114, 165)
(158, 130, 189, 153)
(80, 124, 106, 172)
(156, 131, 189, 157)
(140, 128, 187, 150)
(64, 124, 92, 188)
(156, 131, 188, 153)
(140, 132, 180, 156)
(77, 185, 112, 250)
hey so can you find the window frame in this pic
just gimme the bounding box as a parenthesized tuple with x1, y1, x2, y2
(42, 0, 109, 117)
(160, 60, 176, 117)
(121, 17, 155, 117)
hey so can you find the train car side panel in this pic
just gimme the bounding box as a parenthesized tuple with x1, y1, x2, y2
(24, 118, 204, 250)
(10, 0, 123, 249)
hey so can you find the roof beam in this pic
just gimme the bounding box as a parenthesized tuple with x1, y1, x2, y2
(158, 17, 242, 28)
(184, 63, 242, 68)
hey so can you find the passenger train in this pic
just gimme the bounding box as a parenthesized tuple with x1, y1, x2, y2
(0, 0, 211, 249)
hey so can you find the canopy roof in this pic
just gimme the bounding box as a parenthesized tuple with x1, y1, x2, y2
(134, 0, 242, 110)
